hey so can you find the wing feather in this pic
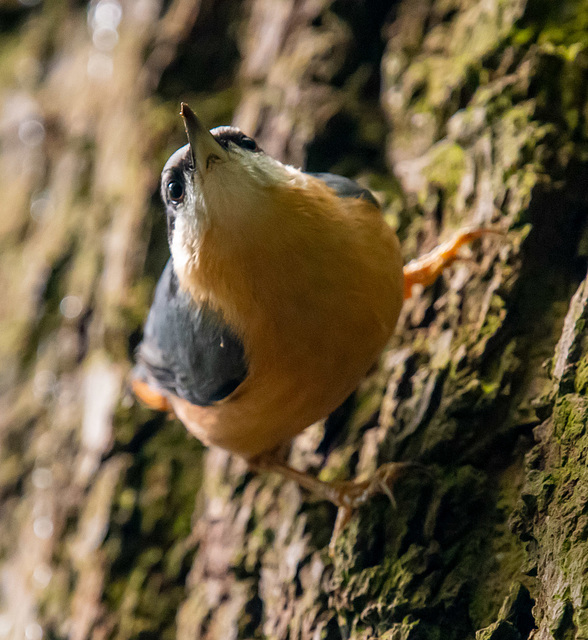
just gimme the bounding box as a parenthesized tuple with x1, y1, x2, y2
(308, 172, 379, 208)
(134, 259, 247, 406)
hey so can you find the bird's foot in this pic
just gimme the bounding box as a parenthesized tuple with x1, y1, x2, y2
(325, 462, 427, 557)
(403, 226, 503, 299)
(249, 456, 426, 558)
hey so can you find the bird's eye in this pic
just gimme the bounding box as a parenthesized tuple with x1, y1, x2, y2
(167, 180, 184, 203)
(238, 136, 259, 152)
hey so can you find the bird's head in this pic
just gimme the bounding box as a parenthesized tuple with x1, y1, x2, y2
(160, 104, 304, 290)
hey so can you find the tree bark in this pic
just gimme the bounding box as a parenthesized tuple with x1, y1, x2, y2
(1, 0, 588, 638)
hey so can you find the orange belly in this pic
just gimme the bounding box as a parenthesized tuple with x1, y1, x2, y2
(172, 177, 405, 458)
(171, 248, 404, 458)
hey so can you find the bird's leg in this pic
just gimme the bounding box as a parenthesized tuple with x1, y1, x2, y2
(249, 455, 423, 556)
(403, 227, 499, 299)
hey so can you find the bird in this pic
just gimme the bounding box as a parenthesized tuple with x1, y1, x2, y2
(132, 103, 489, 552)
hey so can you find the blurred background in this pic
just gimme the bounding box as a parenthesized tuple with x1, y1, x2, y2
(2, 0, 588, 639)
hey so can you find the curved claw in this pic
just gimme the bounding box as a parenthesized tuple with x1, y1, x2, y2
(249, 454, 430, 559)
(327, 461, 429, 558)
(329, 461, 429, 510)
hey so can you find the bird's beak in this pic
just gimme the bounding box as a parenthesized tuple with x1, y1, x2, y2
(180, 103, 227, 174)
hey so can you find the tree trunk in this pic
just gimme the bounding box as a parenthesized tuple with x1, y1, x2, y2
(2, 0, 588, 638)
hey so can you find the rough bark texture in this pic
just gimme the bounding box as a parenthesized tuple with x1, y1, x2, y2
(2, 0, 588, 639)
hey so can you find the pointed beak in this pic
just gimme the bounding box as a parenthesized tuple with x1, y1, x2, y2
(180, 103, 227, 174)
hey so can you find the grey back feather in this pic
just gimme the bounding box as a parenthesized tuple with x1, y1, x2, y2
(308, 172, 379, 208)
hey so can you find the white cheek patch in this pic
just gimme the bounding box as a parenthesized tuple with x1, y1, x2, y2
(170, 219, 191, 281)
(171, 204, 204, 286)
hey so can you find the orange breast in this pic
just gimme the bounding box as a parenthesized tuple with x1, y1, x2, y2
(173, 178, 404, 459)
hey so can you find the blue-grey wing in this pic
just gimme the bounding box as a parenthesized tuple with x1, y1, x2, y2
(307, 172, 379, 208)
(134, 259, 248, 406)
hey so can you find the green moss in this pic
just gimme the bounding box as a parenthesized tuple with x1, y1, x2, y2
(574, 356, 588, 394)
(0, 31, 23, 86)
(554, 395, 588, 440)
(538, 7, 588, 49)
(475, 620, 521, 640)
(102, 419, 203, 637)
(512, 26, 536, 46)
(379, 618, 422, 640)
(423, 142, 467, 197)
(470, 466, 528, 630)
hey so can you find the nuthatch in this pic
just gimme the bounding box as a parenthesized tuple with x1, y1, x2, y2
(132, 104, 488, 550)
